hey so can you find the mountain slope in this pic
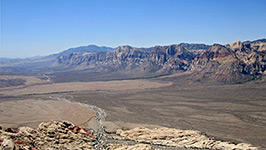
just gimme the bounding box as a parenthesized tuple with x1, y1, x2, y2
(57, 45, 114, 55)
(54, 44, 210, 74)
(1, 39, 265, 83)
(189, 40, 266, 83)
(0, 45, 114, 75)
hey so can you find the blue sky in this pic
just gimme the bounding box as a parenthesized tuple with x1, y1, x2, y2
(1, 0, 266, 58)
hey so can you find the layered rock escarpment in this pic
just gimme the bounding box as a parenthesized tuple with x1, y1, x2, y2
(55, 44, 209, 74)
(189, 40, 266, 83)
(54, 39, 266, 83)
(1, 39, 265, 83)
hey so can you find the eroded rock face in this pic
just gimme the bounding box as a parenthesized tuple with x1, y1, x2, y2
(55, 43, 210, 74)
(0, 120, 96, 150)
(189, 40, 266, 83)
(116, 127, 258, 150)
(55, 39, 266, 83)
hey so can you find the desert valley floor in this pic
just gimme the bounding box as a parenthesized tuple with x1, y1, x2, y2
(0, 74, 266, 149)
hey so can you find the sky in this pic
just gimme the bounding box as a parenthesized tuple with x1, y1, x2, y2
(1, 0, 266, 58)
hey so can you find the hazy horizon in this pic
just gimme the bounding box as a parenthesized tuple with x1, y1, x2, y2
(1, 0, 266, 58)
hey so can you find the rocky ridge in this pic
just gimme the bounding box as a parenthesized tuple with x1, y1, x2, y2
(0, 39, 265, 83)
(54, 39, 266, 83)
(0, 121, 258, 150)
(189, 40, 266, 83)
(55, 44, 209, 74)
(116, 127, 258, 150)
(0, 120, 97, 150)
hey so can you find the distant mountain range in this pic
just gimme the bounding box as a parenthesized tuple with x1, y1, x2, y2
(57, 45, 114, 55)
(1, 39, 265, 83)
(0, 45, 113, 64)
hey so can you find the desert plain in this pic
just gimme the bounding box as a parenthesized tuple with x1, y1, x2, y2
(0, 74, 266, 149)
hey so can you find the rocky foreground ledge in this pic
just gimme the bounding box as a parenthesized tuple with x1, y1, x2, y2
(0, 121, 96, 150)
(0, 121, 258, 150)
(115, 128, 258, 150)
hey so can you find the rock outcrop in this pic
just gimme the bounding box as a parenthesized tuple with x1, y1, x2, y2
(0, 121, 96, 150)
(189, 40, 266, 83)
(106, 143, 154, 150)
(116, 127, 258, 150)
(0, 121, 157, 150)
(0, 121, 258, 150)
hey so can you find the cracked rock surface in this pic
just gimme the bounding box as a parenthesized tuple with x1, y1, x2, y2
(116, 127, 258, 150)
(0, 121, 96, 150)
